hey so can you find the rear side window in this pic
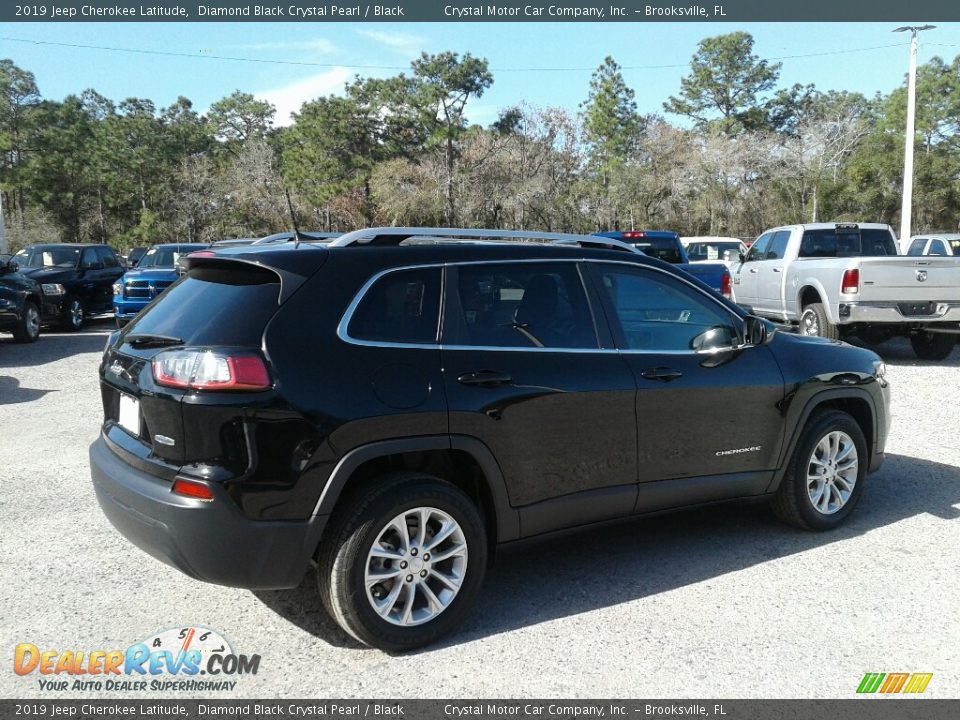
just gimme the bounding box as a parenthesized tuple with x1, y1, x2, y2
(348, 267, 441, 344)
(453, 262, 597, 349)
(907, 239, 928, 256)
(124, 266, 280, 346)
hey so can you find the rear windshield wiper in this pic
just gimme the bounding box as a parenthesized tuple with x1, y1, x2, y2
(125, 333, 184, 348)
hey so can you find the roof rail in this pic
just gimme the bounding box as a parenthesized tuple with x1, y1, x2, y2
(328, 227, 642, 254)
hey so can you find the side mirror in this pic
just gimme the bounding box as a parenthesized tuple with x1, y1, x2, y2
(738, 251, 746, 263)
(0, 259, 17, 274)
(743, 315, 768, 346)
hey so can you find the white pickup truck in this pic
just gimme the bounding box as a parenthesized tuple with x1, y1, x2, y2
(732, 222, 960, 361)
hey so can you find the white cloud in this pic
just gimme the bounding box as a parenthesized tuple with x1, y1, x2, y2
(236, 39, 338, 55)
(256, 68, 353, 126)
(356, 29, 424, 58)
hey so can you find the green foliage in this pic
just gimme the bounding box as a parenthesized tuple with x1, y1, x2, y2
(665, 32, 781, 135)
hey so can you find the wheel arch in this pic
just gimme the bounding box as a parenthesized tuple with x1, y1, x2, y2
(768, 389, 878, 493)
(313, 436, 519, 550)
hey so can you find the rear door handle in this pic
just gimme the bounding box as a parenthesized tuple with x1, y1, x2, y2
(457, 371, 512, 387)
(772, 267, 783, 273)
(749, 268, 760, 273)
(640, 367, 683, 382)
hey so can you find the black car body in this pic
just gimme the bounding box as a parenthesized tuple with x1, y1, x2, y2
(90, 228, 890, 650)
(0, 255, 43, 342)
(14, 244, 125, 330)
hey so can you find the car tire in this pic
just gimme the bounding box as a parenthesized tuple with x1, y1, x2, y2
(910, 331, 954, 361)
(12, 301, 41, 343)
(771, 409, 868, 531)
(799, 303, 839, 340)
(317, 472, 487, 652)
(61, 296, 84, 332)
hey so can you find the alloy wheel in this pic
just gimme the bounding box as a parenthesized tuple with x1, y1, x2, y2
(25, 306, 40, 339)
(364, 507, 468, 627)
(806, 430, 858, 515)
(800, 308, 820, 336)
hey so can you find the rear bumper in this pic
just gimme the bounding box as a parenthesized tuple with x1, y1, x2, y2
(838, 301, 960, 329)
(89, 434, 327, 589)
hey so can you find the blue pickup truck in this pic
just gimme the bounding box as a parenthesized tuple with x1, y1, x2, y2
(113, 243, 208, 327)
(594, 230, 733, 300)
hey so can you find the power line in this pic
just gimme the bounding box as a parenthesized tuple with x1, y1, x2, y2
(0, 35, 914, 73)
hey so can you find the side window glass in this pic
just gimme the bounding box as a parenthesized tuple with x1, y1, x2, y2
(746, 234, 771, 262)
(907, 239, 927, 256)
(928, 240, 947, 256)
(766, 231, 790, 260)
(454, 263, 597, 349)
(597, 265, 738, 352)
(348, 267, 441, 344)
(97, 247, 119, 268)
(80, 248, 99, 267)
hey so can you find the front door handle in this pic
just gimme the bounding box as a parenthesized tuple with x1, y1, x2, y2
(772, 267, 783, 273)
(457, 370, 512, 387)
(640, 367, 683, 382)
(749, 268, 760, 273)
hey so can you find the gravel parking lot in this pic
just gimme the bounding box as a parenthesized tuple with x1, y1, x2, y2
(1, 323, 957, 699)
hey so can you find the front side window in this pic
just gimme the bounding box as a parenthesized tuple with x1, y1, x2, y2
(746, 234, 771, 262)
(97, 247, 119, 268)
(348, 267, 441, 344)
(766, 231, 790, 260)
(453, 262, 597, 349)
(928, 239, 947, 256)
(596, 264, 738, 352)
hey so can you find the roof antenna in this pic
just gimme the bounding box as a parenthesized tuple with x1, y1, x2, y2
(284, 187, 303, 248)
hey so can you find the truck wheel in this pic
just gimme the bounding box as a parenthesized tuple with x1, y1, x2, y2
(317, 473, 487, 652)
(799, 303, 839, 340)
(910, 331, 954, 361)
(771, 409, 867, 531)
(12, 301, 41, 343)
(60, 296, 84, 332)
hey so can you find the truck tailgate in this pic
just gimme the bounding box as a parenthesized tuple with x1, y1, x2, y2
(858, 257, 960, 302)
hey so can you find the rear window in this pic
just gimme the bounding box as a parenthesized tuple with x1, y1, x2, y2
(798, 228, 897, 258)
(631, 238, 683, 264)
(122, 266, 280, 346)
(686, 242, 742, 262)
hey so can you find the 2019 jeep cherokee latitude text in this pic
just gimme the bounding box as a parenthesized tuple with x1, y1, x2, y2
(89, 227, 890, 651)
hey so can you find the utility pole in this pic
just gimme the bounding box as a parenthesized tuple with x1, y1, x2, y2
(893, 24, 936, 246)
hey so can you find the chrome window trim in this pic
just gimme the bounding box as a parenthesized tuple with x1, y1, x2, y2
(337, 258, 744, 355)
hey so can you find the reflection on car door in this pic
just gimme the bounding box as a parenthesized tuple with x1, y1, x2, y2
(587, 262, 786, 513)
(440, 260, 639, 538)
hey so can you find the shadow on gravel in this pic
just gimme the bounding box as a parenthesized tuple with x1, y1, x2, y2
(255, 452, 960, 652)
(0, 375, 57, 404)
(847, 336, 960, 368)
(0, 320, 112, 369)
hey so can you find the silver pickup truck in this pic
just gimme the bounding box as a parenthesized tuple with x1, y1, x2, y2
(733, 222, 960, 361)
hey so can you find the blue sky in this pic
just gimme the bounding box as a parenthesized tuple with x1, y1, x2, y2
(4, 22, 959, 125)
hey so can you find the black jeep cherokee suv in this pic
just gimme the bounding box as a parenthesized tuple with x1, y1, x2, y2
(90, 228, 890, 651)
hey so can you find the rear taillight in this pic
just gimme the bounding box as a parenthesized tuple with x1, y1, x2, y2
(721, 270, 733, 299)
(841, 269, 860, 294)
(152, 349, 271, 391)
(172, 478, 214, 501)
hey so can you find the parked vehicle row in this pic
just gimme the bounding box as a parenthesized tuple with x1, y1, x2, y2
(90, 226, 890, 652)
(732, 223, 960, 360)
